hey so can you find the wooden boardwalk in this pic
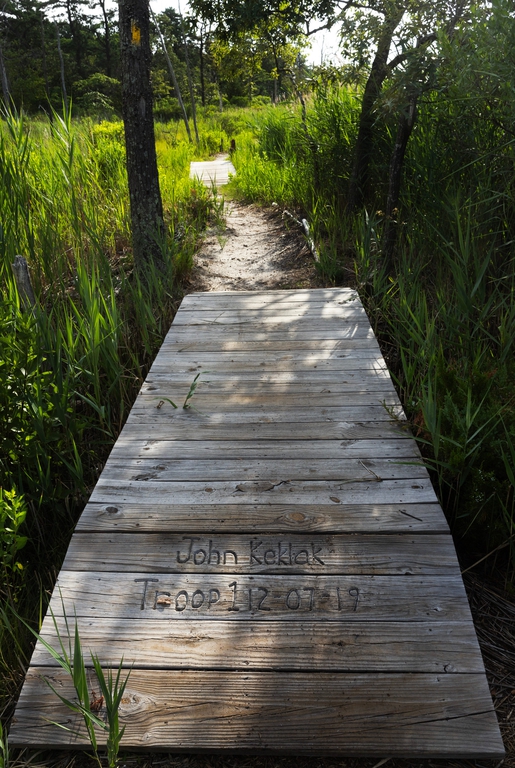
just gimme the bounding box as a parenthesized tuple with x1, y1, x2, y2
(10, 288, 504, 757)
(190, 155, 235, 187)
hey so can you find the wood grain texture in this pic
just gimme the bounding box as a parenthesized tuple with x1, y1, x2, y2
(49, 571, 472, 622)
(125, 406, 405, 425)
(170, 309, 367, 325)
(135, 390, 398, 408)
(76, 501, 449, 533)
(106, 437, 422, 461)
(163, 326, 376, 341)
(149, 359, 389, 374)
(10, 669, 504, 757)
(62, 533, 457, 575)
(162, 337, 380, 352)
(12, 287, 503, 756)
(89, 477, 439, 506)
(30, 618, 484, 673)
(180, 288, 359, 307)
(116, 420, 410, 441)
(101, 457, 422, 483)
(158, 348, 384, 361)
(141, 376, 399, 394)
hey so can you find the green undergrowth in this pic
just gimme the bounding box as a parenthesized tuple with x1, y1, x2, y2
(0, 107, 239, 723)
(231, 93, 515, 584)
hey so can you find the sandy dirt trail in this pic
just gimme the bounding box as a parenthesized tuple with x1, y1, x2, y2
(186, 200, 324, 292)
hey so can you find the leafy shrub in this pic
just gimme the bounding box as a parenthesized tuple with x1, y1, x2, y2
(91, 121, 126, 183)
(0, 488, 27, 573)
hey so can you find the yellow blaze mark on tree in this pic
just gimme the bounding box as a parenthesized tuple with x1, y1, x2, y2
(131, 20, 141, 46)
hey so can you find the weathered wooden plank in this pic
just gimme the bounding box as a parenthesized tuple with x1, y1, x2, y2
(160, 349, 384, 362)
(177, 297, 365, 312)
(135, 391, 401, 408)
(145, 371, 394, 386)
(171, 307, 367, 322)
(89, 477, 438, 506)
(178, 292, 360, 306)
(142, 376, 398, 394)
(76, 502, 448, 534)
(163, 326, 376, 341)
(149, 360, 389, 376)
(10, 669, 504, 757)
(125, 407, 405, 426)
(107, 437, 422, 461)
(183, 287, 357, 298)
(117, 420, 409, 441)
(180, 289, 359, 307)
(162, 338, 380, 353)
(30, 618, 484, 673)
(62, 533, 456, 575)
(48, 571, 471, 622)
(170, 316, 368, 330)
(101, 457, 423, 483)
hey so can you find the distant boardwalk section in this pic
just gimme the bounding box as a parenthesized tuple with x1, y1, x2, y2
(10, 288, 504, 757)
(190, 155, 235, 187)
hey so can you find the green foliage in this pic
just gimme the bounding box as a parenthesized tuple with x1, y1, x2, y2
(0, 720, 8, 768)
(91, 654, 130, 768)
(231, 108, 311, 207)
(0, 489, 27, 574)
(22, 603, 130, 767)
(73, 75, 122, 116)
(0, 107, 231, 721)
(352, 200, 515, 571)
(237, 66, 515, 578)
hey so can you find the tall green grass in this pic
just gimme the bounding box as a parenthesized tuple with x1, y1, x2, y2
(0, 106, 235, 718)
(233, 90, 515, 582)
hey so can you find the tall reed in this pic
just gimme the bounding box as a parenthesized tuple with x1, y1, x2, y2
(0, 107, 226, 716)
(234, 87, 515, 579)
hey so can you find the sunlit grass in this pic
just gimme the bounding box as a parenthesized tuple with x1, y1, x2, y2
(227, 91, 515, 580)
(0, 106, 235, 720)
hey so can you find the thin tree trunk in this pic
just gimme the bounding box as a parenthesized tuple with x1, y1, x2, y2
(178, 6, 199, 144)
(383, 95, 418, 269)
(150, 6, 192, 143)
(346, 8, 403, 214)
(199, 28, 205, 107)
(119, 0, 166, 273)
(98, 0, 112, 76)
(65, 0, 83, 77)
(0, 39, 9, 109)
(55, 26, 68, 109)
(40, 12, 51, 104)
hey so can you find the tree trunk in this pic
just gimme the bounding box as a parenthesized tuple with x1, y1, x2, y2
(199, 28, 205, 107)
(55, 26, 68, 109)
(346, 8, 403, 214)
(98, 0, 112, 76)
(383, 95, 418, 269)
(179, 10, 199, 144)
(119, 0, 166, 273)
(40, 13, 51, 104)
(65, 0, 83, 77)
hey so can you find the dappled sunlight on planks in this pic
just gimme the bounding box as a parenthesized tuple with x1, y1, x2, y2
(10, 287, 504, 757)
